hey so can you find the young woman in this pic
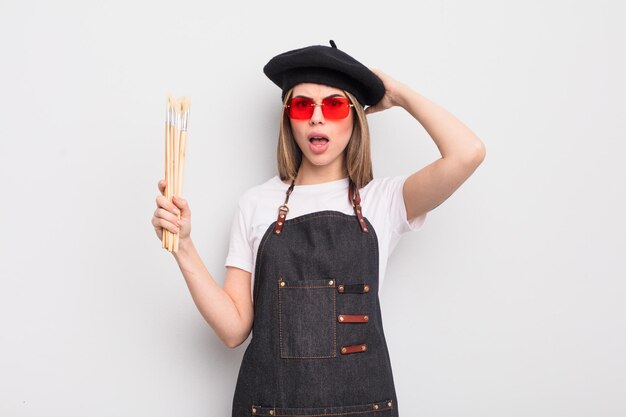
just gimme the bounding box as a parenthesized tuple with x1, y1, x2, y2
(151, 41, 485, 417)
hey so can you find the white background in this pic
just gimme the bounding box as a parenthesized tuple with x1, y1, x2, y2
(1, 1, 625, 416)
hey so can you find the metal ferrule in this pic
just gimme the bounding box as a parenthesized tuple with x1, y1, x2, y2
(181, 110, 189, 132)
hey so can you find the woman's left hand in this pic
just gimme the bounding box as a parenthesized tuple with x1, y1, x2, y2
(364, 68, 407, 115)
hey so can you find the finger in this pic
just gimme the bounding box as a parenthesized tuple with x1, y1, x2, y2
(154, 207, 182, 226)
(369, 67, 382, 76)
(365, 105, 382, 115)
(158, 179, 167, 196)
(172, 196, 191, 218)
(152, 221, 163, 240)
(152, 216, 180, 234)
(156, 195, 181, 216)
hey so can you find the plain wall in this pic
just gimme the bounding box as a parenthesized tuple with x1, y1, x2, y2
(1, 0, 625, 416)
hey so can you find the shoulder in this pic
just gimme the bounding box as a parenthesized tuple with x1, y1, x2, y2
(361, 174, 426, 234)
(237, 176, 285, 208)
(359, 174, 409, 222)
(361, 174, 410, 200)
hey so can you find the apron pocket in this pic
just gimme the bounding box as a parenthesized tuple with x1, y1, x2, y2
(278, 278, 336, 358)
(251, 399, 394, 416)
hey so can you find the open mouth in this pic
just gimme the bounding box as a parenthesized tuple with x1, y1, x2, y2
(309, 136, 329, 145)
(307, 134, 330, 154)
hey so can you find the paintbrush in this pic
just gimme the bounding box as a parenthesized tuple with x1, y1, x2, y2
(163, 96, 191, 253)
(174, 97, 190, 253)
(163, 96, 173, 249)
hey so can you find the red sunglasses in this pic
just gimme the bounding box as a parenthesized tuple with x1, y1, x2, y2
(285, 96, 354, 120)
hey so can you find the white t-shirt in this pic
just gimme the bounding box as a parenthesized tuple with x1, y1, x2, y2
(224, 174, 427, 295)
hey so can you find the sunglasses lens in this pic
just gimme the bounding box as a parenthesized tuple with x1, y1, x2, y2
(322, 97, 351, 119)
(287, 98, 314, 119)
(286, 97, 352, 120)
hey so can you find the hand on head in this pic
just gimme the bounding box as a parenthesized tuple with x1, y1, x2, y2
(364, 68, 403, 115)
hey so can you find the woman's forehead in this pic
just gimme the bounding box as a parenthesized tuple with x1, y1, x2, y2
(292, 83, 346, 98)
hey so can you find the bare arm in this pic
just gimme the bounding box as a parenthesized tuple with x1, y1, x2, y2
(151, 180, 253, 348)
(365, 70, 486, 220)
(173, 241, 253, 348)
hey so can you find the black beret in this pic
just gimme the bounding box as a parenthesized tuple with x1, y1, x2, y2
(263, 40, 385, 106)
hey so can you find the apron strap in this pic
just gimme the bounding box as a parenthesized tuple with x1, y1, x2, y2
(273, 178, 295, 235)
(273, 177, 369, 235)
(349, 179, 369, 233)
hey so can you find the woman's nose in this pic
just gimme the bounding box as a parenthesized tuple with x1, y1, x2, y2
(309, 103, 325, 124)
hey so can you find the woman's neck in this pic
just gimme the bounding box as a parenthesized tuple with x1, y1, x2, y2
(293, 159, 348, 185)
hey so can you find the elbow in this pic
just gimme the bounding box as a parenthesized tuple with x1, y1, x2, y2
(225, 339, 243, 349)
(463, 138, 486, 169)
(474, 140, 487, 165)
(222, 331, 251, 349)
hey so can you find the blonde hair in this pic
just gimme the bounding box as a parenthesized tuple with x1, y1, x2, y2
(276, 88, 373, 189)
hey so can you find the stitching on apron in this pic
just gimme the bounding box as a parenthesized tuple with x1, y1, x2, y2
(251, 401, 393, 416)
(278, 279, 337, 359)
(253, 411, 392, 417)
(287, 213, 364, 225)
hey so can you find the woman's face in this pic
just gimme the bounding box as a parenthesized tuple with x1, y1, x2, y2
(289, 83, 354, 172)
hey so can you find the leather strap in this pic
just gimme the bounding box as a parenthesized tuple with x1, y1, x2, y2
(274, 177, 368, 235)
(337, 283, 370, 294)
(340, 344, 368, 355)
(337, 314, 369, 323)
(349, 180, 368, 233)
(273, 178, 295, 235)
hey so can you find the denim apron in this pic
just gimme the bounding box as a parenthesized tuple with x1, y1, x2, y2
(232, 179, 399, 417)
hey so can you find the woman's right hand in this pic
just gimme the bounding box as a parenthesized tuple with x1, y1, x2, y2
(151, 179, 192, 244)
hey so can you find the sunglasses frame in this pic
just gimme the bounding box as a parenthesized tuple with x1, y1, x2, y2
(285, 96, 355, 120)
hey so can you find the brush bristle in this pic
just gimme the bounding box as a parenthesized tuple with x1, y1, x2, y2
(181, 97, 190, 113)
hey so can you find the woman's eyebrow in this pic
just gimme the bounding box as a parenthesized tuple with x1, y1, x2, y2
(292, 93, 346, 99)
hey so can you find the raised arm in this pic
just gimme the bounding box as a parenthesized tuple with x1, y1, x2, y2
(365, 70, 486, 221)
(152, 180, 254, 348)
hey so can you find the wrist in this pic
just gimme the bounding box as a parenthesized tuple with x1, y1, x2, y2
(393, 83, 418, 109)
(174, 236, 194, 256)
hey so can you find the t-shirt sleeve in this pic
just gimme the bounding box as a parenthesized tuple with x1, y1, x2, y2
(386, 174, 427, 235)
(224, 198, 254, 273)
